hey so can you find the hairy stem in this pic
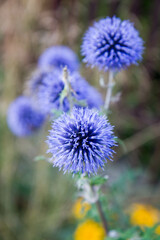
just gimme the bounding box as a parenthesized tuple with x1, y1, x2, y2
(96, 199, 108, 234)
(104, 70, 114, 110)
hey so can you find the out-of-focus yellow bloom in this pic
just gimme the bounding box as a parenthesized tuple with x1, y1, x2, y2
(74, 219, 105, 240)
(130, 203, 160, 228)
(155, 225, 160, 235)
(72, 198, 91, 219)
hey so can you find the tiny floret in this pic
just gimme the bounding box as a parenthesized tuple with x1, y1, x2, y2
(38, 46, 79, 72)
(81, 16, 144, 71)
(47, 107, 116, 175)
(7, 96, 45, 137)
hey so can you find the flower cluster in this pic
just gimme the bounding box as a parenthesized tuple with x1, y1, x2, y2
(7, 96, 45, 137)
(47, 107, 116, 175)
(7, 15, 144, 179)
(6, 14, 149, 240)
(81, 16, 144, 71)
(8, 45, 103, 137)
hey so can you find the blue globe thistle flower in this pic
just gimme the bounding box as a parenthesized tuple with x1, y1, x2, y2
(7, 96, 45, 137)
(81, 16, 144, 71)
(38, 46, 79, 72)
(37, 69, 70, 113)
(47, 107, 116, 175)
(27, 69, 52, 93)
(37, 69, 103, 114)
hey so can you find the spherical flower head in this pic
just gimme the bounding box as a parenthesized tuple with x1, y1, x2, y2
(7, 96, 45, 137)
(47, 107, 116, 175)
(74, 219, 105, 240)
(81, 16, 144, 71)
(37, 69, 68, 113)
(37, 69, 69, 114)
(130, 203, 160, 228)
(38, 69, 103, 114)
(27, 68, 52, 94)
(72, 198, 91, 219)
(38, 46, 79, 72)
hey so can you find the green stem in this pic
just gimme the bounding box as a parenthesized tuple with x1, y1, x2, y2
(104, 71, 114, 110)
(90, 184, 108, 234)
(95, 200, 108, 234)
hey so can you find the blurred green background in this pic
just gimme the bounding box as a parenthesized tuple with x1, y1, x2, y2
(0, 0, 160, 239)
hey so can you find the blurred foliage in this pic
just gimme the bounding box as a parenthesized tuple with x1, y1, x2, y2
(0, 0, 160, 239)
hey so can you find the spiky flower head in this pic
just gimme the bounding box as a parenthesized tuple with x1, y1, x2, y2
(37, 69, 103, 114)
(38, 46, 79, 72)
(81, 16, 144, 71)
(47, 107, 116, 175)
(7, 96, 45, 137)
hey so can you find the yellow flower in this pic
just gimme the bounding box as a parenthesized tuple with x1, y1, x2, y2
(72, 198, 91, 219)
(130, 203, 160, 228)
(155, 225, 160, 235)
(74, 219, 105, 240)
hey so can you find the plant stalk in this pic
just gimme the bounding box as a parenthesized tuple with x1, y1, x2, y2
(95, 199, 108, 234)
(104, 70, 114, 110)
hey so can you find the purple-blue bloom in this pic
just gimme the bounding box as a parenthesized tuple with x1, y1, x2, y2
(27, 69, 52, 93)
(7, 96, 45, 137)
(37, 69, 103, 114)
(81, 16, 144, 71)
(37, 69, 70, 113)
(71, 73, 103, 110)
(38, 46, 79, 72)
(47, 107, 116, 175)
